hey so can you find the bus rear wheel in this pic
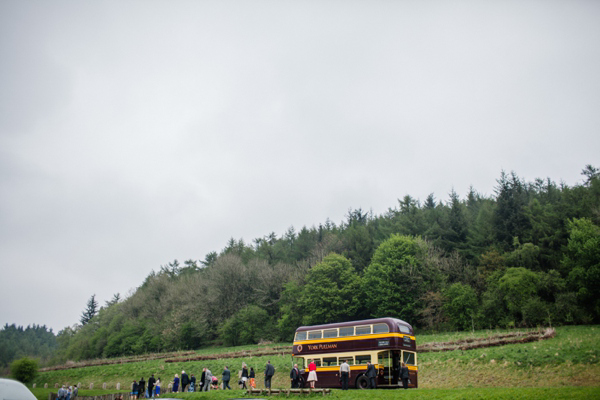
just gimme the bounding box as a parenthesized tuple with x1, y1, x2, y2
(356, 375, 369, 389)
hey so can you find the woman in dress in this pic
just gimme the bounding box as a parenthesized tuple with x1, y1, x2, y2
(241, 362, 249, 389)
(173, 374, 179, 393)
(307, 359, 318, 388)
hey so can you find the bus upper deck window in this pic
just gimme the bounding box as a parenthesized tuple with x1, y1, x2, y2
(339, 327, 354, 337)
(355, 325, 371, 335)
(308, 330, 322, 340)
(373, 323, 389, 334)
(295, 332, 307, 341)
(398, 324, 411, 334)
(323, 329, 338, 338)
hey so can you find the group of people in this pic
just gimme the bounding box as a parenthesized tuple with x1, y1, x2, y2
(289, 359, 411, 390)
(130, 375, 160, 399)
(363, 360, 411, 390)
(69, 358, 411, 398)
(129, 363, 264, 397)
(56, 384, 78, 399)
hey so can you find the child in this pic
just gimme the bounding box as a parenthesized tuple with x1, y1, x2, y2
(155, 378, 161, 397)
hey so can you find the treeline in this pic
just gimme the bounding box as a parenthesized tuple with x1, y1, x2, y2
(45, 166, 600, 363)
(0, 324, 57, 369)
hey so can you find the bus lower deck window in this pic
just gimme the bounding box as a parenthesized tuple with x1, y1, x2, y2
(403, 351, 415, 365)
(339, 357, 354, 365)
(355, 355, 371, 364)
(323, 357, 337, 366)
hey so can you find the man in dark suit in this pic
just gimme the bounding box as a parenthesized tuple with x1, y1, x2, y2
(264, 360, 275, 388)
(290, 364, 300, 388)
(365, 362, 377, 389)
(147, 374, 155, 398)
(181, 370, 189, 392)
(138, 377, 145, 398)
(222, 366, 231, 389)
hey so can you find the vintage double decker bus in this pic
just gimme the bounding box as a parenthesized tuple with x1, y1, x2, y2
(292, 317, 417, 389)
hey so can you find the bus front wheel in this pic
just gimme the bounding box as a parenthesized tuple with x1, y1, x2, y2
(298, 376, 305, 388)
(356, 375, 369, 389)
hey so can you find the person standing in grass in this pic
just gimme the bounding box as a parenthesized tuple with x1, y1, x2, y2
(222, 366, 231, 389)
(181, 370, 189, 392)
(290, 364, 300, 388)
(147, 374, 155, 398)
(138, 377, 145, 398)
(58, 385, 67, 399)
(199, 368, 206, 391)
(172, 373, 179, 393)
(190, 374, 196, 392)
(400, 362, 410, 389)
(249, 367, 256, 388)
(365, 362, 377, 389)
(203, 368, 212, 391)
(307, 359, 317, 389)
(155, 378, 161, 397)
(72, 385, 78, 399)
(339, 360, 350, 390)
(264, 360, 275, 389)
(131, 380, 139, 400)
(241, 363, 249, 389)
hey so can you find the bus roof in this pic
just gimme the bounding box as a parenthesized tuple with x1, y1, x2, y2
(295, 317, 413, 334)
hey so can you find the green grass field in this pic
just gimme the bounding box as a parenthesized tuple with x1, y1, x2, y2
(28, 325, 600, 399)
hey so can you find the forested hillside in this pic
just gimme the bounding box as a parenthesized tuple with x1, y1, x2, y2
(21, 167, 600, 365)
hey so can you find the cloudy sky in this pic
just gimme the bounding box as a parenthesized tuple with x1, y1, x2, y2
(1, 1, 599, 333)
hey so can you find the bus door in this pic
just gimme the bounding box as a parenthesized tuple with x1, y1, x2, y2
(401, 350, 417, 388)
(392, 351, 401, 384)
(377, 351, 393, 384)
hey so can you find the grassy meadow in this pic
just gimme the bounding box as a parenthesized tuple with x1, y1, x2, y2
(29, 325, 600, 399)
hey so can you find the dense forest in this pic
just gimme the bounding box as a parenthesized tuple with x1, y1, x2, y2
(3, 166, 599, 366)
(0, 324, 56, 371)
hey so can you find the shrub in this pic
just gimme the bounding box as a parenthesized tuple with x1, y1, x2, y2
(10, 356, 38, 383)
(443, 283, 478, 331)
(521, 297, 549, 327)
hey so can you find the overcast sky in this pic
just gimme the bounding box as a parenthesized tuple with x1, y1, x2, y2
(1, 1, 599, 333)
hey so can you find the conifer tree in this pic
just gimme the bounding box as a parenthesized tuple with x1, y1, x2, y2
(80, 294, 98, 325)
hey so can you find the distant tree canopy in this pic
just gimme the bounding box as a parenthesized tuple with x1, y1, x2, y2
(5, 166, 600, 364)
(0, 324, 56, 368)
